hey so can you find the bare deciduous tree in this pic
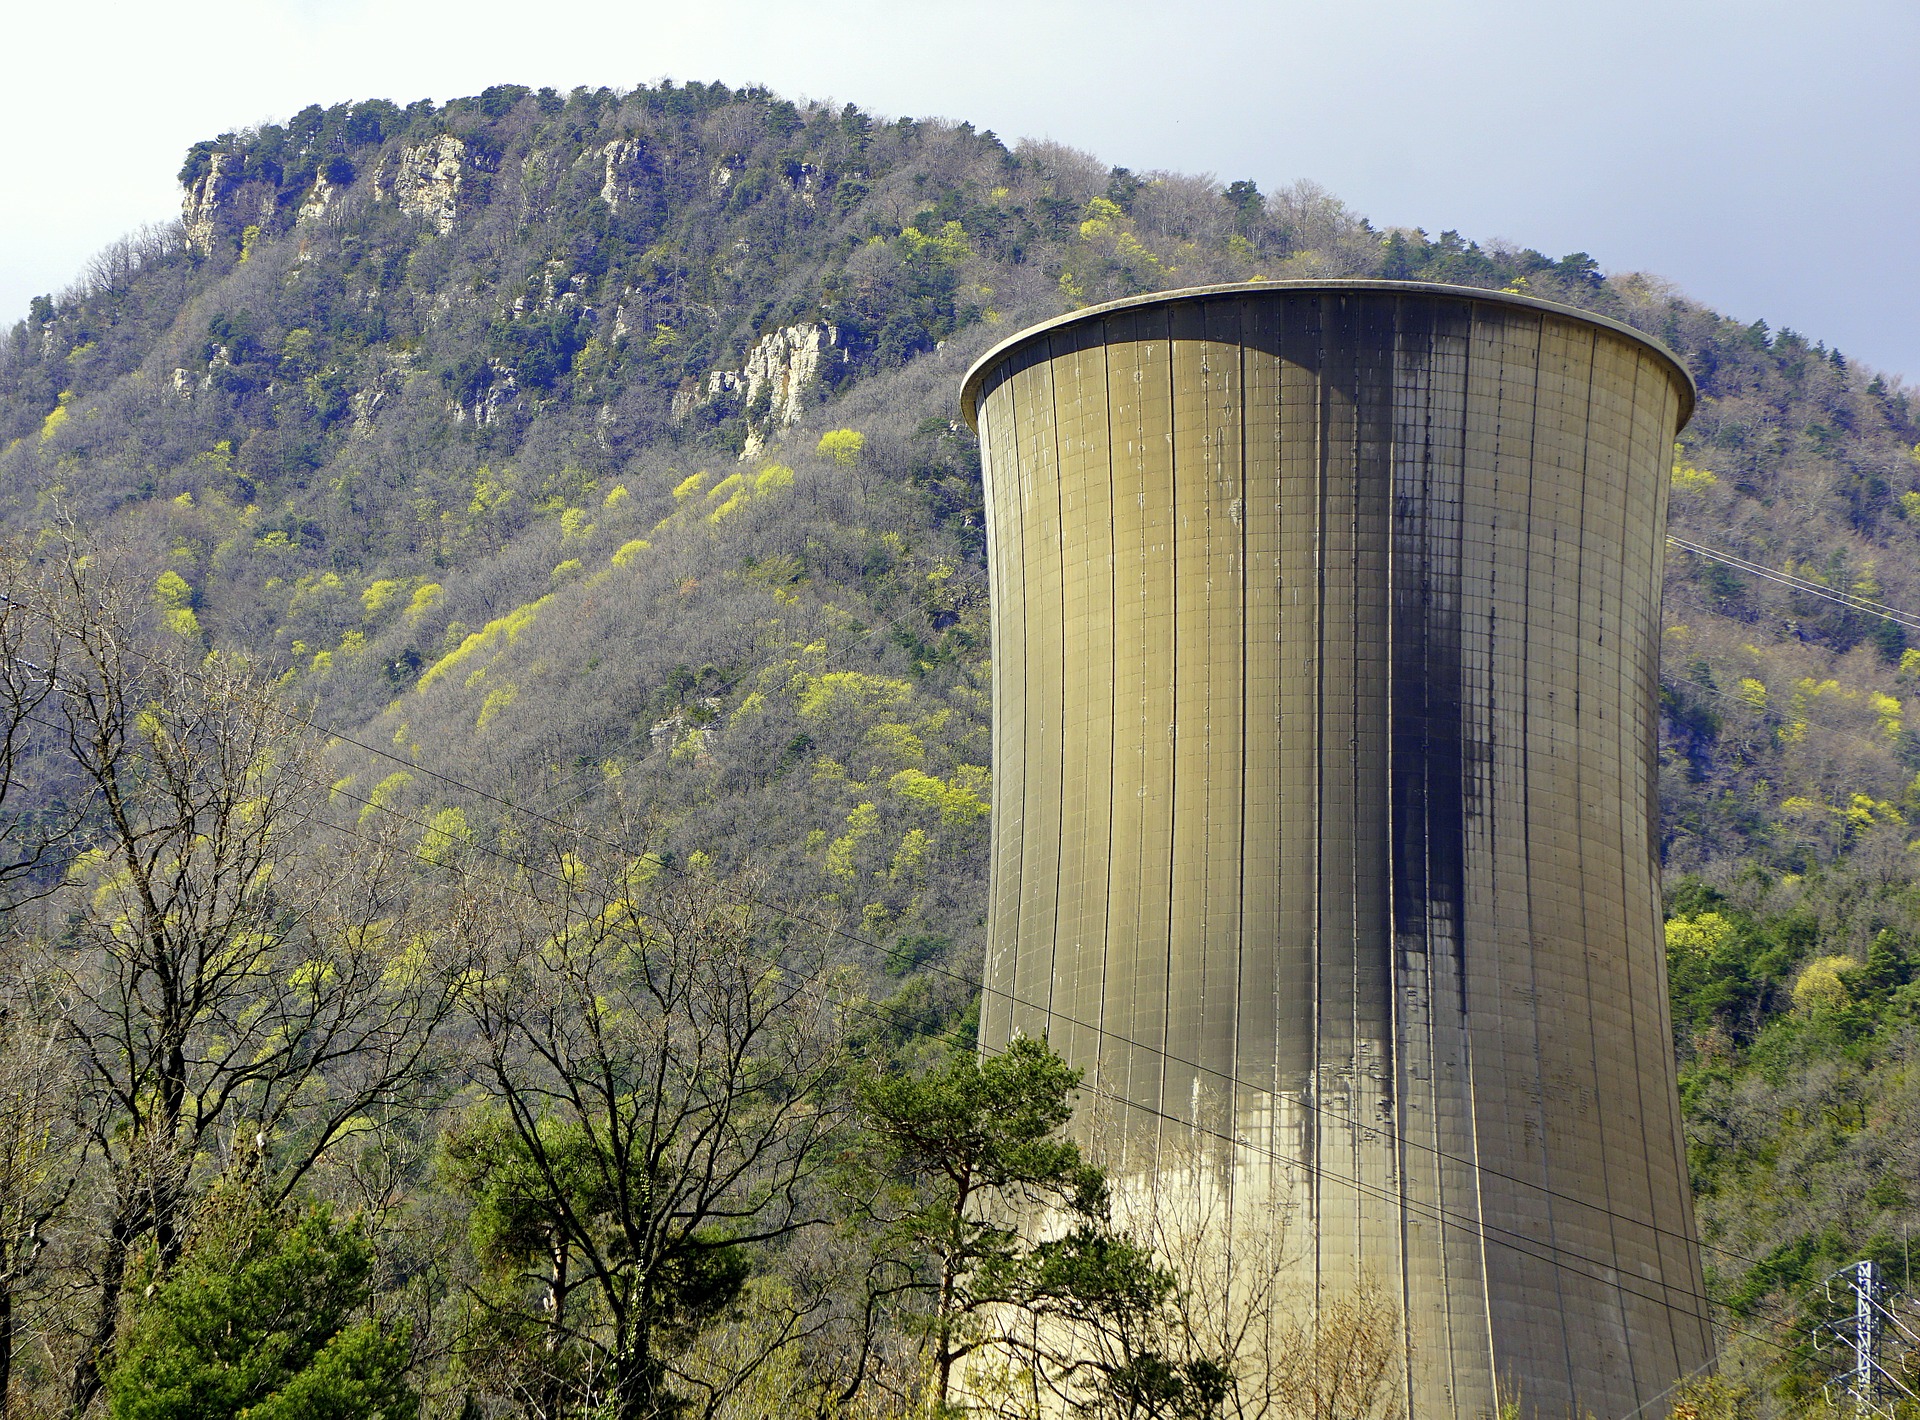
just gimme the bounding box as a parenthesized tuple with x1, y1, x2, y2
(1002, 1125, 1407, 1420)
(0, 943, 79, 1420)
(32, 549, 462, 1413)
(445, 854, 853, 1420)
(75, 223, 184, 300)
(1265, 1281, 1406, 1420)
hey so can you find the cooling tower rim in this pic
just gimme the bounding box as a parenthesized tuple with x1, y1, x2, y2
(958, 278, 1697, 431)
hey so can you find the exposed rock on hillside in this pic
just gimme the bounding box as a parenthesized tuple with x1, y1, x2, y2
(382, 133, 467, 233)
(298, 170, 342, 222)
(699, 321, 844, 456)
(8, 78, 1919, 997)
(182, 151, 243, 252)
(599, 137, 658, 209)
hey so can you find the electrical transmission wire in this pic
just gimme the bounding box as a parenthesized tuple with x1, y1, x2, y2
(19, 709, 1825, 1392)
(24, 699, 1786, 1330)
(994, 1041, 1824, 1388)
(16, 525, 1911, 1366)
(7, 601, 1767, 1278)
(33, 699, 1801, 1386)
(27, 532, 1898, 1285)
(1667, 535, 1920, 634)
(27, 700, 1821, 1409)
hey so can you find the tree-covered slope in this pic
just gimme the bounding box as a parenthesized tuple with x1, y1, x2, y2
(7, 78, 1920, 1410)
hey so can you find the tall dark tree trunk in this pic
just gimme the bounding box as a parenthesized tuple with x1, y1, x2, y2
(537, 1243, 568, 1420)
(614, 1317, 672, 1420)
(616, 1338, 648, 1420)
(934, 1175, 971, 1409)
(70, 1209, 134, 1417)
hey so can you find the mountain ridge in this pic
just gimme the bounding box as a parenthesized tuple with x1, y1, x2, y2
(7, 78, 1920, 1413)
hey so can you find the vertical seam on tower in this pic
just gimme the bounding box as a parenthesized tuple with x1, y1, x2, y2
(1157, 311, 1178, 1167)
(1044, 336, 1067, 1036)
(1311, 295, 1328, 1326)
(1351, 297, 1367, 1289)
(1457, 310, 1500, 1405)
(1385, 297, 1417, 1420)
(987, 372, 1026, 1056)
(1349, 300, 1366, 1294)
(1420, 307, 1458, 1420)
(1198, 312, 1216, 1168)
(1094, 319, 1118, 1121)
(1570, 324, 1639, 1405)
(1014, 357, 1034, 1044)
(1453, 309, 1498, 1410)
(1234, 322, 1250, 1230)
(1517, 309, 1579, 1408)
(977, 394, 1001, 1053)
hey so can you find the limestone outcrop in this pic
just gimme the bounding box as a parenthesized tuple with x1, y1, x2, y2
(181, 152, 242, 253)
(381, 135, 467, 234)
(695, 321, 846, 458)
(705, 323, 841, 425)
(298, 172, 340, 223)
(600, 139, 658, 209)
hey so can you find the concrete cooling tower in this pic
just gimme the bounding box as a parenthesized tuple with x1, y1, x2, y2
(961, 281, 1710, 1420)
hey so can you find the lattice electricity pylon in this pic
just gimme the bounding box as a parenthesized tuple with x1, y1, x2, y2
(1810, 1261, 1920, 1417)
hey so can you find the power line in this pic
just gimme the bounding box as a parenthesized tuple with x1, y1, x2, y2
(26, 722, 1819, 1392)
(19, 610, 1864, 1415)
(1, 563, 1799, 1279)
(1668, 536, 1920, 634)
(263, 720, 1832, 1401)
(973, 1038, 1821, 1397)
(315, 738, 1801, 1379)
(16, 529, 1901, 1320)
(24, 622, 1766, 1279)
(12, 688, 1786, 1348)
(13, 519, 1907, 1408)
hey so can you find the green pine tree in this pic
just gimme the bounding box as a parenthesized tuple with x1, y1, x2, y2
(854, 1036, 1229, 1417)
(106, 1187, 414, 1420)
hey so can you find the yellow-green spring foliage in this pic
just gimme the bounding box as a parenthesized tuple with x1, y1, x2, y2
(362, 579, 408, 618)
(405, 584, 444, 620)
(1671, 444, 1718, 493)
(417, 807, 474, 866)
(1792, 954, 1855, 1012)
(816, 429, 864, 466)
(417, 597, 551, 690)
(154, 569, 199, 639)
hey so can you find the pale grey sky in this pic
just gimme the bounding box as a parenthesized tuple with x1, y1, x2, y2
(5, 0, 1916, 378)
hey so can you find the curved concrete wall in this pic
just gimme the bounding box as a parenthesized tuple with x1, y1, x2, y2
(963, 281, 1709, 1420)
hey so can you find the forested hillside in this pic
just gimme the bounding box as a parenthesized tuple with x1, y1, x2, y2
(5, 79, 1920, 1416)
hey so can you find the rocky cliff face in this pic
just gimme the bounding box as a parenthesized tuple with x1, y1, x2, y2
(698, 322, 844, 456)
(142, 87, 1025, 476)
(599, 138, 659, 210)
(181, 132, 369, 251)
(298, 171, 341, 223)
(182, 152, 243, 253)
(381, 135, 468, 234)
